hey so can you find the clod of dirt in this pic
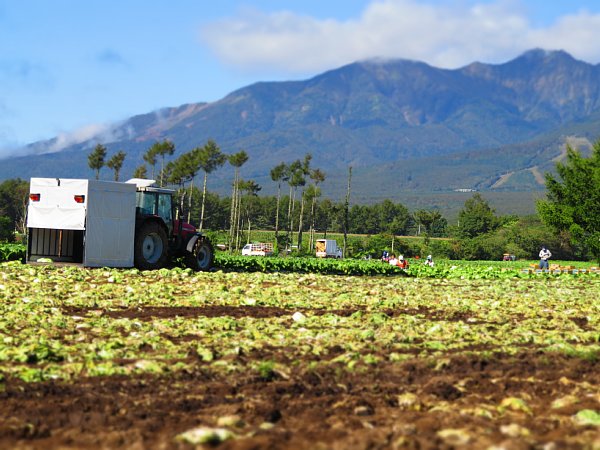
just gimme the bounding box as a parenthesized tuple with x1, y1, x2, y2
(423, 380, 463, 400)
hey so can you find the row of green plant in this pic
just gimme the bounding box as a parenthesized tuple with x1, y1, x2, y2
(216, 254, 599, 278)
(0, 243, 25, 262)
(215, 253, 407, 276)
(3, 241, 597, 278)
(0, 261, 598, 385)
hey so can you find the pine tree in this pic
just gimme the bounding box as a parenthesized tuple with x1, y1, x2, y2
(270, 162, 288, 242)
(106, 151, 126, 181)
(196, 140, 227, 231)
(88, 144, 107, 180)
(228, 151, 249, 251)
(148, 140, 175, 186)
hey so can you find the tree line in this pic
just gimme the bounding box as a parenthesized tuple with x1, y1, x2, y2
(1, 139, 599, 263)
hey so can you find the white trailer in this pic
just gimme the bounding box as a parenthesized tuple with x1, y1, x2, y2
(315, 239, 343, 258)
(27, 178, 137, 267)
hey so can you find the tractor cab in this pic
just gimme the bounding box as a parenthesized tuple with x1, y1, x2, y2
(135, 187, 175, 236)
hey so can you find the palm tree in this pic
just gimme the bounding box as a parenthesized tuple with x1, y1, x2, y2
(196, 140, 227, 231)
(106, 151, 126, 181)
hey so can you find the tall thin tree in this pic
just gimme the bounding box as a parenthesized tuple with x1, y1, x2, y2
(143, 146, 158, 180)
(343, 166, 352, 257)
(170, 151, 198, 222)
(270, 162, 288, 241)
(296, 154, 312, 251)
(285, 160, 304, 248)
(149, 140, 175, 186)
(133, 165, 148, 179)
(88, 144, 107, 180)
(196, 140, 227, 231)
(106, 151, 126, 181)
(238, 179, 261, 243)
(308, 168, 326, 250)
(228, 151, 249, 251)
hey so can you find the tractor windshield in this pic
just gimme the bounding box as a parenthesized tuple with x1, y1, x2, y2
(157, 193, 173, 234)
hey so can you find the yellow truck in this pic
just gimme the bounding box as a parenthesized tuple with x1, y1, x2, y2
(315, 239, 343, 258)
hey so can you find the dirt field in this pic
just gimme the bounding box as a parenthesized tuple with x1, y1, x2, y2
(1, 266, 599, 449)
(2, 346, 599, 449)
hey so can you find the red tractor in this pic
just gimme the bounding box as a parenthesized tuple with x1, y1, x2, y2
(134, 184, 214, 271)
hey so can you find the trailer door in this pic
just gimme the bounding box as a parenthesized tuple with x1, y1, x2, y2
(84, 181, 136, 268)
(27, 178, 88, 230)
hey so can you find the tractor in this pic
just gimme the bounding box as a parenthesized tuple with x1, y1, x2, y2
(134, 181, 214, 271)
(26, 177, 214, 271)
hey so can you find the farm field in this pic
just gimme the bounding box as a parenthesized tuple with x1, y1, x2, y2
(1, 261, 599, 449)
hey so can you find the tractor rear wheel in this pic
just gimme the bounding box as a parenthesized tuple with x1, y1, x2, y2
(134, 222, 168, 270)
(186, 237, 214, 271)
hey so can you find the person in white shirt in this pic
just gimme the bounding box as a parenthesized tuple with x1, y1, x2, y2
(388, 254, 398, 266)
(539, 246, 552, 269)
(424, 255, 434, 267)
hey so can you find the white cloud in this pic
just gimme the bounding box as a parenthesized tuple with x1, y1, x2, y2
(200, 0, 600, 73)
(46, 122, 136, 153)
(46, 123, 113, 153)
(0, 121, 136, 160)
(528, 12, 600, 63)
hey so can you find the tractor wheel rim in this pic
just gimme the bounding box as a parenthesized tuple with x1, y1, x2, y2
(142, 233, 163, 263)
(196, 246, 209, 268)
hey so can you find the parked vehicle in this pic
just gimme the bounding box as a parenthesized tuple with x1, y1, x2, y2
(26, 178, 213, 271)
(242, 242, 274, 256)
(315, 239, 343, 258)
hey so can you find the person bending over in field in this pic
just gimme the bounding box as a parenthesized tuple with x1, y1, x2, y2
(397, 255, 409, 269)
(388, 254, 398, 266)
(424, 255, 434, 267)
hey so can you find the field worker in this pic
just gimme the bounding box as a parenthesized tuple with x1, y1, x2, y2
(388, 253, 398, 266)
(397, 255, 409, 269)
(539, 246, 552, 270)
(424, 255, 434, 267)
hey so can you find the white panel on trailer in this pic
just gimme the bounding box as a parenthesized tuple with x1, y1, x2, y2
(27, 178, 88, 230)
(84, 180, 136, 268)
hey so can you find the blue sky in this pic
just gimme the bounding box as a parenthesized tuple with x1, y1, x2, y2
(2, 0, 600, 158)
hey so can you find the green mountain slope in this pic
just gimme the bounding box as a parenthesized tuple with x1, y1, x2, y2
(1, 49, 599, 216)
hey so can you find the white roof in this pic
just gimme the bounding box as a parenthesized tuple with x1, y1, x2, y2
(126, 178, 156, 188)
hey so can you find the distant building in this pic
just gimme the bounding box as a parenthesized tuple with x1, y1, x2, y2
(454, 188, 477, 192)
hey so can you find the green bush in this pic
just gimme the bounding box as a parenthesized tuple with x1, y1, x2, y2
(0, 243, 26, 262)
(0, 216, 14, 243)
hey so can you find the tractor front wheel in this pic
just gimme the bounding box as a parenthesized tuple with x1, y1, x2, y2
(134, 222, 168, 270)
(186, 237, 214, 271)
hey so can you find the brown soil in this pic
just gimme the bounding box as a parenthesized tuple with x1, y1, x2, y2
(61, 305, 514, 324)
(1, 348, 599, 449)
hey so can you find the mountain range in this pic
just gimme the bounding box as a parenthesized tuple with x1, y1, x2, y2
(2, 48, 599, 217)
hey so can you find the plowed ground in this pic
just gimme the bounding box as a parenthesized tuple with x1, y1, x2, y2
(1, 344, 599, 449)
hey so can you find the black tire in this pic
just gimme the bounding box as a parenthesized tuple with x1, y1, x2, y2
(186, 237, 214, 271)
(134, 222, 168, 270)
